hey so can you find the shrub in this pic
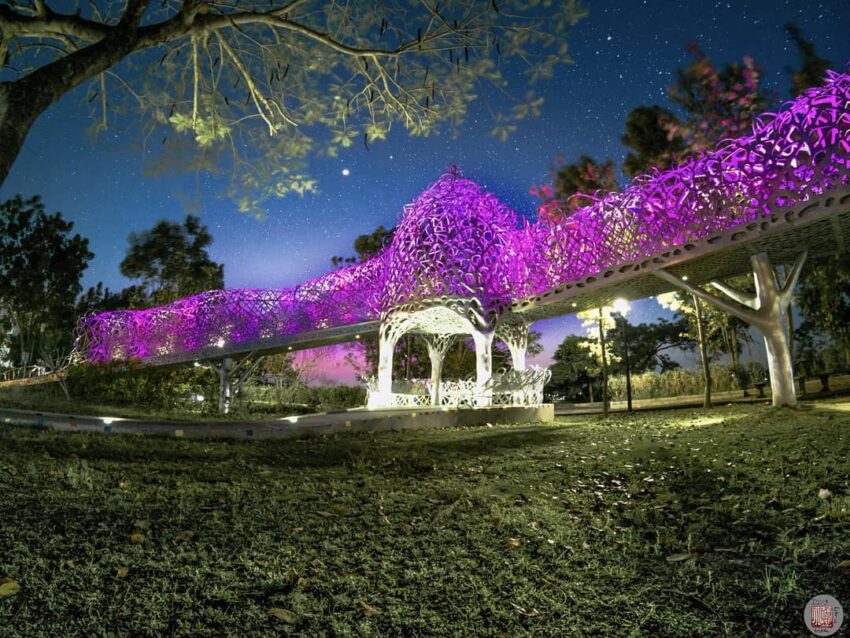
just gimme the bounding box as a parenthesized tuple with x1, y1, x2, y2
(65, 362, 218, 412)
(241, 382, 366, 413)
(606, 363, 768, 401)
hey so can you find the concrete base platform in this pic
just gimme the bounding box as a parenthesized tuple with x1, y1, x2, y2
(0, 404, 554, 440)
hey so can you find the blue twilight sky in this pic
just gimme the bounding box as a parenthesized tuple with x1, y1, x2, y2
(2, 0, 849, 382)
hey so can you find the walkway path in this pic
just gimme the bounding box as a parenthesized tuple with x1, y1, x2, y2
(0, 404, 553, 440)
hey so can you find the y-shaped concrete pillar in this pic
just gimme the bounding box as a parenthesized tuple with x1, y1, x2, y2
(472, 329, 495, 407)
(654, 251, 806, 407)
(421, 334, 455, 407)
(216, 357, 234, 414)
(212, 355, 264, 414)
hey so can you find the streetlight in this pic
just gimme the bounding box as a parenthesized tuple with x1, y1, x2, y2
(611, 298, 633, 413)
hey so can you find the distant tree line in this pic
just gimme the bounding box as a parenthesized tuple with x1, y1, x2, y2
(0, 203, 224, 369)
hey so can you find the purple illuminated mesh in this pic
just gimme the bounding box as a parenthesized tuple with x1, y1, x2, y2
(78, 69, 850, 364)
(382, 166, 530, 315)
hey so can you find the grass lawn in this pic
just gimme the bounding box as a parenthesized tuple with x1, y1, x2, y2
(0, 402, 848, 636)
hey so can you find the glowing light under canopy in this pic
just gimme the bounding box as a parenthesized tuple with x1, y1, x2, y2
(77, 70, 850, 365)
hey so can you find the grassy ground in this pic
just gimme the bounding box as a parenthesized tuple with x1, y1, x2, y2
(0, 402, 848, 636)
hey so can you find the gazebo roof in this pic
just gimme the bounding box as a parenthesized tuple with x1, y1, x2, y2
(382, 166, 527, 316)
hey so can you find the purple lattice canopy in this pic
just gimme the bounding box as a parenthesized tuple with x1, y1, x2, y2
(79, 69, 850, 364)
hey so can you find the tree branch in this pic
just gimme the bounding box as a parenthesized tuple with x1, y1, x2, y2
(137, 9, 434, 58)
(0, 4, 111, 43)
(217, 32, 276, 135)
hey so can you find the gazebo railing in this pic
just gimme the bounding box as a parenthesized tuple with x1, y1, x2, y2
(364, 366, 551, 409)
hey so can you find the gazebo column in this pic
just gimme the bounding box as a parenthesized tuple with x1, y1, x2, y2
(374, 323, 400, 408)
(498, 319, 530, 371)
(472, 329, 495, 407)
(422, 334, 455, 407)
(654, 251, 807, 408)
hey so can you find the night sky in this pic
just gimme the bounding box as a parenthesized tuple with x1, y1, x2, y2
(2, 0, 849, 382)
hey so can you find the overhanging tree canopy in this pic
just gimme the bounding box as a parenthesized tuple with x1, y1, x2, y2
(0, 0, 586, 212)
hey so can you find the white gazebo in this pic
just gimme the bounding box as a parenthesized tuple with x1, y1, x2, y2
(364, 168, 549, 409)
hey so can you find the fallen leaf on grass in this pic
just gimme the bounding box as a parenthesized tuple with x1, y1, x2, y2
(116, 567, 129, 579)
(173, 530, 194, 543)
(818, 488, 833, 500)
(838, 560, 850, 570)
(666, 553, 693, 562)
(129, 533, 145, 544)
(268, 608, 297, 624)
(359, 601, 382, 617)
(508, 538, 521, 548)
(296, 576, 310, 588)
(0, 579, 20, 598)
(316, 511, 334, 518)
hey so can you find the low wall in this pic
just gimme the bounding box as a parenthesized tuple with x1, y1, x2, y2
(0, 404, 554, 440)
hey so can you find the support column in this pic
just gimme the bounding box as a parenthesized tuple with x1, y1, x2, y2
(654, 251, 807, 408)
(472, 329, 495, 407)
(373, 323, 400, 408)
(216, 357, 233, 415)
(422, 334, 455, 407)
(212, 354, 263, 415)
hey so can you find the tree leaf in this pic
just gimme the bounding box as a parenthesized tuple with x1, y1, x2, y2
(268, 608, 297, 624)
(666, 553, 693, 562)
(130, 533, 146, 544)
(359, 601, 382, 616)
(0, 580, 20, 598)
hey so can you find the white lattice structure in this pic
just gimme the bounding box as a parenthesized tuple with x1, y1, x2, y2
(77, 73, 850, 410)
(365, 365, 550, 410)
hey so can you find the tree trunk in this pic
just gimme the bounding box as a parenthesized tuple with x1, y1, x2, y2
(598, 307, 609, 416)
(692, 294, 712, 408)
(0, 91, 44, 187)
(728, 326, 739, 370)
(763, 328, 796, 407)
(0, 2, 151, 188)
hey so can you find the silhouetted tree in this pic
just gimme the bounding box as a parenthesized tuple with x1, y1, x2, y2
(795, 253, 850, 371)
(548, 334, 599, 402)
(621, 105, 685, 177)
(531, 155, 619, 223)
(606, 317, 694, 375)
(120, 214, 224, 307)
(785, 23, 833, 96)
(0, 195, 93, 366)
